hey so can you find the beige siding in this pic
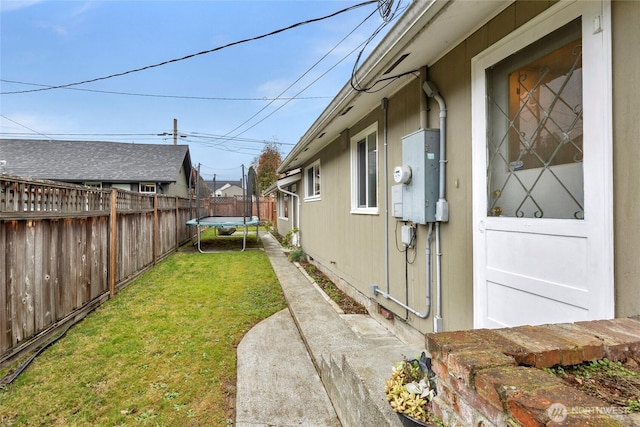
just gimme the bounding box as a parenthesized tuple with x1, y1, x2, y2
(166, 165, 189, 198)
(297, 0, 639, 334)
(612, 0, 640, 317)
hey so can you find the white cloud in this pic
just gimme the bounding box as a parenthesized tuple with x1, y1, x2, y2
(35, 21, 69, 36)
(0, 0, 44, 13)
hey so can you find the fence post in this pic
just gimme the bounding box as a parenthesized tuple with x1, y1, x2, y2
(153, 194, 158, 265)
(109, 189, 117, 298)
(175, 196, 179, 251)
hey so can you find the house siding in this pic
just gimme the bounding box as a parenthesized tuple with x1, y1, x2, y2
(295, 0, 638, 335)
(612, 0, 640, 318)
(305, 1, 554, 334)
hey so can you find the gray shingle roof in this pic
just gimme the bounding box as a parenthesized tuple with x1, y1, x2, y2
(0, 139, 190, 183)
(205, 180, 243, 191)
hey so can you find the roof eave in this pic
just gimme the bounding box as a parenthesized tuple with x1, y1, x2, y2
(278, 0, 511, 173)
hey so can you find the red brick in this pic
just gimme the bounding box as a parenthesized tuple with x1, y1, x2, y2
(574, 319, 640, 361)
(494, 325, 577, 367)
(474, 366, 561, 413)
(446, 370, 506, 426)
(560, 415, 627, 426)
(506, 383, 611, 427)
(432, 357, 448, 379)
(426, 330, 492, 361)
(447, 349, 516, 386)
(435, 378, 457, 407)
(544, 323, 605, 362)
(427, 329, 527, 365)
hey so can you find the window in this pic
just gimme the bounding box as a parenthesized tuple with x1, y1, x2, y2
(351, 124, 378, 213)
(486, 19, 584, 219)
(139, 183, 156, 194)
(305, 161, 321, 200)
(278, 192, 289, 219)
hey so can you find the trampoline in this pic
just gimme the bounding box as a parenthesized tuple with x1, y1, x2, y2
(187, 165, 261, 253)
(187, 215, 260, 253)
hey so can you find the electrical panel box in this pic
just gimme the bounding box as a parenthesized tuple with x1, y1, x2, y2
(402, 129, 440, 224)
(401, 225, 415, 248)
(391, 184, 403, 218)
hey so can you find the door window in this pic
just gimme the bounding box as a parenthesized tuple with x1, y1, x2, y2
(486, 19, 583, 219)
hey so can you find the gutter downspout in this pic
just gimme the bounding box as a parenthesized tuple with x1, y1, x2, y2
(374, 70, 433, 320)
(383, 97, 390, 295)
(277, 183, 301, 247)
(423, 81, 448, 332)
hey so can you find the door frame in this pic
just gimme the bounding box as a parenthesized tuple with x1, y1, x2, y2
(471, 0, 614, 328)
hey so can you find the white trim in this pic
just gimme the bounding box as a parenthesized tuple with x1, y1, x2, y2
(304, 160, 321, 202)
(277, 192, 289, 220)
(139, 182, 156, 194)
(350, 123, 379, 215)
(471, 0, 613, 328)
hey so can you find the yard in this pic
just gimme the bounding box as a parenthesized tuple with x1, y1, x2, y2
(0, 230, 286, 426)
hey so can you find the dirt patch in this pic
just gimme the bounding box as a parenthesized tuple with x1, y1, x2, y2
(544, 357, 640, 412)
(299, 261, 368, 315)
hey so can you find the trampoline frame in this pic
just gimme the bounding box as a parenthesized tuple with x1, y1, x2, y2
(187, 164, 261, 253)
(187, 216, 260, 252)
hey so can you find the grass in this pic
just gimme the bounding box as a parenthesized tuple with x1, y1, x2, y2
(0, 229, 286, 426)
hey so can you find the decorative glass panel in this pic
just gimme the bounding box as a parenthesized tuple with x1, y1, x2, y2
(487, 20, 583, 219)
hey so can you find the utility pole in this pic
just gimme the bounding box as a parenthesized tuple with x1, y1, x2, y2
(173, 118, 178, 145)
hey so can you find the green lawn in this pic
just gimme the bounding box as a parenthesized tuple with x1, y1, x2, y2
(0, 231, 286, 426)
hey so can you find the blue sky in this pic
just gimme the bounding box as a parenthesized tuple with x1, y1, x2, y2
(0, 1, 399, 180)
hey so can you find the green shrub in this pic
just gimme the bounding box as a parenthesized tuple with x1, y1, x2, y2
(287, 247, 305, 263)
(282, 228, 299, 249)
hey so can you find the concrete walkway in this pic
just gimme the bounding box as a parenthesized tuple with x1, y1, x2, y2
(235, 233, 423, 426)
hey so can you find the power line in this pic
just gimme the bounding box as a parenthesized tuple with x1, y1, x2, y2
(224, 2, 407, 140)
(0, 115, 52, 140)
(0, 1, 377, 95)
(0, 79, 331, 101)
(216, 5, 380, 145)
(351, 0, 404, 92)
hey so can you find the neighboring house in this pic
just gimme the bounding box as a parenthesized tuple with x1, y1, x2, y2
(273, 0, 639, 338)
(264, 168, 301, 239)
(0, 139, 193, 197)
(205, 180, 244, 197)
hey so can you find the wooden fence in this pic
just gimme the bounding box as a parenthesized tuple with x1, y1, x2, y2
(206, 195, 275, 223)
(0, 176, 201, 364)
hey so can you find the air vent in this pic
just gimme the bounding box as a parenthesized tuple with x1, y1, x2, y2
(340, 106, 353, 116)
(384, 53, 410, 75)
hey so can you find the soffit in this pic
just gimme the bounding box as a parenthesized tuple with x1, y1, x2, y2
(279, 0, 510, 173)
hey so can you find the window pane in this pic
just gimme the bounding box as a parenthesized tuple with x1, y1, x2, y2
(307, 168, 314, 197)
(314, 165, 320, 196)
(357, 140, 366, 207)
(486, 19, 583, 219)
(367, 135, 377, 207)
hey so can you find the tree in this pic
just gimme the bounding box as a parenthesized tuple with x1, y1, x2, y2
(253, 142, 282, 194)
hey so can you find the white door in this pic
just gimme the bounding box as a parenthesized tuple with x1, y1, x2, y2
(472, 1, 614, 328)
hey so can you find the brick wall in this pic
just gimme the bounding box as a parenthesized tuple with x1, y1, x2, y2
(425, 318, 640, 426)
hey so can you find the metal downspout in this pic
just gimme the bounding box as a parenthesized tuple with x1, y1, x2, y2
(423, 81, 448, 332)
(277, 183, 301, 247)
(383, 97, 390, 295)
(373, 72, 434, 320)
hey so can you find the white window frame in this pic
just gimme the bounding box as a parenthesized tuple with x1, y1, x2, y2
(139, 183, 156, 194)
(278, 192, 289, 220)
(304, 160, 321, 201)
(350, 123, 379, 214)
